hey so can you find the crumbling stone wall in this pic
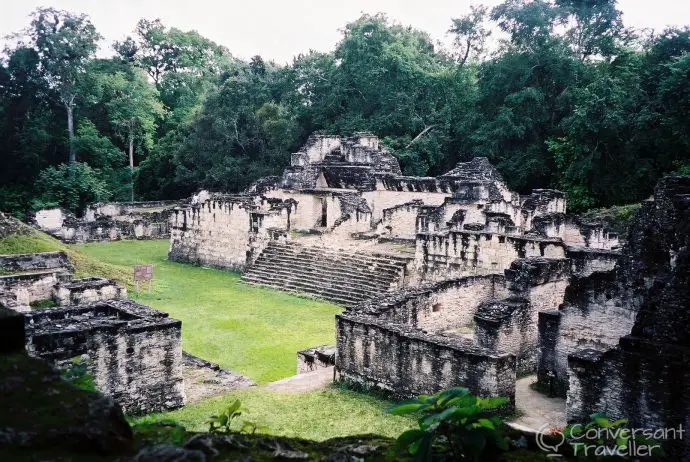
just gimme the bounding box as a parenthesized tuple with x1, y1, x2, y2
(169, 196, 292, 270)
(0, 251, 73, 312)
(33, 200, 182, 244)
(533, 176, 690, 458)
(336, 313, 516, 407)
(24, 300, 185, 415)
(54, 277, 127, 306)
(416, 231, 566, 282)
(352, 275, 508, 333)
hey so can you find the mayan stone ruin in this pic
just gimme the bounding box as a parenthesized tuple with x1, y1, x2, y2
(167, 133, 640, 411)
(32, 200, 183, 243)
(2, 133, 688, 457)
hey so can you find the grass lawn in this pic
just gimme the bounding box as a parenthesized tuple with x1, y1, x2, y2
(135, 386, 412, 441)
(77, 239, 341, 384)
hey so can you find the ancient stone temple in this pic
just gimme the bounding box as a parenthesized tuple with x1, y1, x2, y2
(169, 133, 622, 409)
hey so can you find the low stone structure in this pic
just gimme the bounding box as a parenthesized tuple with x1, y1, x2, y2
(0, 251, 74, 312)
(54, 277, 127, 306)
(32, 200, 183, 243)
(24, 299, 186, 415)
(0, 251, 126, 312)
(335, 256, 572, 402)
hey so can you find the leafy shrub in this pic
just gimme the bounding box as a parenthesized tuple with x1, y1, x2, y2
(387, 387, 509, 461)
(208, 399, 267, 435)
(33, 162, 110, 215)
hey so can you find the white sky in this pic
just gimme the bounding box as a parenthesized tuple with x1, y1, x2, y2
(2, 0, 689, 64)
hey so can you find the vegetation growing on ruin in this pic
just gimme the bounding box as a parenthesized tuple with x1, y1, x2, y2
(0, 222, 129, 283)
(2, 3, 690, 216)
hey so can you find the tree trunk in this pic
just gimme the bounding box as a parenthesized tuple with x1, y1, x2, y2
(67, 104, 75, 164)
(129, 123, 135, 202)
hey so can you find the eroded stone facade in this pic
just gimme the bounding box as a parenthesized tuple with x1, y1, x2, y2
(33, 200, 182, 243)
(167, 132, 625, 403)
(536, 176, 690, 458)
(0, 251, 126, 312)
(24, 299, 186, 415)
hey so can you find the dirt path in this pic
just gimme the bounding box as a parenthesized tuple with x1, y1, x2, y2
(264, 367, 334, 393)
(511, 374, 566, 431)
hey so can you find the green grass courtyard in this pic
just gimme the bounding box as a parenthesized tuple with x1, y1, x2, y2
(75, 239, 413, 440)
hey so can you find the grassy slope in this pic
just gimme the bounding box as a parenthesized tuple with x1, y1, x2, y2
(0, 230, 129, 284)
(136, 386, 413, 441)
(78, 239, 341, 384)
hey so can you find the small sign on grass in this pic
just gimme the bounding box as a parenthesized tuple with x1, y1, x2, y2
(133, 264, 153, 291)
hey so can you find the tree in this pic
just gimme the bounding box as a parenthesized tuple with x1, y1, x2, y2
(33, 162, 109, 214)
(449, 5, 492, 66)
(23, 8, 101, 164)
(556, 0, 624, 61)
(101, 68, 165, 200)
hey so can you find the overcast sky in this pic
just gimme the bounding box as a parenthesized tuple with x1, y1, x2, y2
(2, 0, 689, 64)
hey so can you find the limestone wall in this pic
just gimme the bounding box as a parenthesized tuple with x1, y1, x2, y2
(416, 231, 566, 282)
(25, 300, 186, 415)
(380, 201, 423, 239)
(89, 320, 185, 415)
(359, 275, 508, 333)
(537, 272, 637, 395)
(33, 201, 180, 243)
(363, 187, 449, 223)
(475, 298, 534, 375)
(336, 313, 516, 406)
(54, 278, 127, 306)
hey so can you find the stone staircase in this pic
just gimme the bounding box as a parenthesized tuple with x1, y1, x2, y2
(242, 241, 410, 307)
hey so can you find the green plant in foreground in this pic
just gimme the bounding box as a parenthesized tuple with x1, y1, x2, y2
(387, 387, 509, 461)
(207, 399, 267, 435)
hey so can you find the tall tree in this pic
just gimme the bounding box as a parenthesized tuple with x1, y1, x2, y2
(101, 68, 165, 200)
(22, 8, 101, 164)
(449, 5, 492, 66)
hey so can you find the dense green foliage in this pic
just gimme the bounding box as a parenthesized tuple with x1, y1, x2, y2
(387, 387, 509, 461)
(2, 2, 689, 215)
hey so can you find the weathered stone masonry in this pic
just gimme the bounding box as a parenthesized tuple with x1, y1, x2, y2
(33, 200, 183, 243)
(24, 299, 186, 415)
(537, 176, 690, 459)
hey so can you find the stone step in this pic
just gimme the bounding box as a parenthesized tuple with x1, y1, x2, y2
(243, 276, 366, 303)
(245, 265, 398, 292)
(253, 247, 405, 274)
(248, 256, 401, 287)
(242, 277, 362, 306)
(243, 269, 389, 298)
(242, 241, 407, 306)
(275, 242, 411, 267)
(244, 266, 387, 295)
(260, 247, 406, 275)
(242, 279, 358, 307)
